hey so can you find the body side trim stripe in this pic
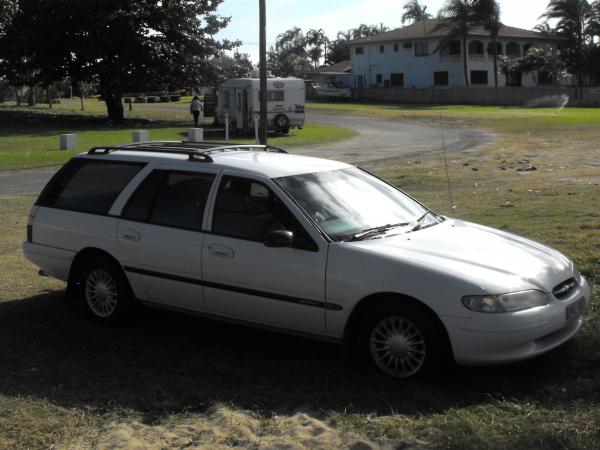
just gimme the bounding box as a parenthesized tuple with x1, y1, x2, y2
(123, 266, 343, 311)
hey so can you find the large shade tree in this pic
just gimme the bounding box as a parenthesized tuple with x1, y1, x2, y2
(0, 0, 236, 122)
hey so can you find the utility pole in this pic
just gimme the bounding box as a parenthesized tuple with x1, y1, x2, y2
(259, 0, 268, 145)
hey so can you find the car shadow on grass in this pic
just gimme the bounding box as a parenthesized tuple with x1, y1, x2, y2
(0, 290, 598, 420)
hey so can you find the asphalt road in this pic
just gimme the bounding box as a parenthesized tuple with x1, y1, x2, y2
(0, 112, 491, 196)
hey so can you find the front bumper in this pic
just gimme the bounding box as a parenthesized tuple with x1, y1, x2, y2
(443, 277, 592, 365)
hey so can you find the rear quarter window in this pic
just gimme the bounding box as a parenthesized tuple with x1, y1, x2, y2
(37, 159, 145, 215)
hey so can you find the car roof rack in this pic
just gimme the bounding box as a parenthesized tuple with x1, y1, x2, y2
(87, 141, 288, 163)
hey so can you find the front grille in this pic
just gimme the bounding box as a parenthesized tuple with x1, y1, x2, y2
(553, 278, 578, 300)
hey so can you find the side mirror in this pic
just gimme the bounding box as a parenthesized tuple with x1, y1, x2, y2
(264, 230, 294, 248)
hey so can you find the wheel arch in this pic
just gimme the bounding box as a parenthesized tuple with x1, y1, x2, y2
(341, 292, 454, 363)
(67, 247, 126, 295)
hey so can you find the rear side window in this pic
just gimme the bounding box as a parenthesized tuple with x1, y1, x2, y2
(37, 159, 144, 215)
(123, 170, 215, 231)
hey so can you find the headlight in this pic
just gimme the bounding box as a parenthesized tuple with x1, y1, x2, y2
(462, 290, 549, 313)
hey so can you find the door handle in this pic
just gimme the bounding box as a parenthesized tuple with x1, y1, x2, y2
(120, 228, 140, 241)
(208, 244, 234, 258)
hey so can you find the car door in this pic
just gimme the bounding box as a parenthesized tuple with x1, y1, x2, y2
(202, 174, 328, 334)
(117, 167, 217, 311)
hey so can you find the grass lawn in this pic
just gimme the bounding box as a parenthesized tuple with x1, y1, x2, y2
(0, 101, 599, 448)
(0, 99, 356, 170)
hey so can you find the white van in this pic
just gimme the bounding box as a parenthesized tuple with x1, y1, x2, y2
(216, 78, 305, 134)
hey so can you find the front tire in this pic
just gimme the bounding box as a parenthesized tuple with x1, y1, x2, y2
(358, 302, 448, 379)
(78, 256, 133, 323)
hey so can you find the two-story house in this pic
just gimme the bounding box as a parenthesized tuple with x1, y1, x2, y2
(349, 19, 561, 89)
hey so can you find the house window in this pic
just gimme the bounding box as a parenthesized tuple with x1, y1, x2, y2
(356, 75, 365, 88)
(376, 74, 383, 85)
(379, 45, 385, 53)
(403, 42, 412, 49)
(394, 43, 399, 52)
(390, 73, 404, 87)
(506, 42, 521, 57)
(471, 70, 488, 85)
(415, 42, 429, 57)
(355, 46, 364, 55)
(487, 42, 503, 56)
(434, 71, 449, 86)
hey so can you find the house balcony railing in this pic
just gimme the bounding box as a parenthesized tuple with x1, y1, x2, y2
(439, 54, 462, 63)
(439, 54, 523, 64)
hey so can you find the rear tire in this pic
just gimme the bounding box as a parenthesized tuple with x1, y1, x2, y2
(274, 114, 289, 131)
(358, 302, 449, 379)
(77, 256, 133, 323)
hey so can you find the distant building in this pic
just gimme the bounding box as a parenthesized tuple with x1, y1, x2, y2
(306, 60, 353, 88)
(348, 19, 561, 89)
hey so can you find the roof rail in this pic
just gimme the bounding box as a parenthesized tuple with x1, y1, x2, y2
(86, 141, 288, 162)
(87, 145, 214, 163)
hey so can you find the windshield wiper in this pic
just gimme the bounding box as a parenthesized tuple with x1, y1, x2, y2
(411, 210, 438, 232)
(350, 222, 410, 241)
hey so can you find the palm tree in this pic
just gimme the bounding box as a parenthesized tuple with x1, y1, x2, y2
(402, 0, 433, 24)
(541, 0, 593, 87)
(306, 28, 329, 68)
(473, 0, 502, 87)
(433, 0, 476, 86)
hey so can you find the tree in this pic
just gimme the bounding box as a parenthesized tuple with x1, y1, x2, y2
(0, 0, 18, 37)
(433, 0, 477, 86)
(473, 0, 502, 87)
(267, 27, 311, 77)
(541, 0, 593, 87)
(0, 0, 236, 122)
(205, 51, 254, 87)
(351, 24, 388, 39)
(306, 28, 329, 68)
(513, 47, 556, 86)
(326, 39, 351, 65)
(402, 0, 433, 24)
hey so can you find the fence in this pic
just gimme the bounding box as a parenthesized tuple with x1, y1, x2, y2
(355, 86, 600, 107)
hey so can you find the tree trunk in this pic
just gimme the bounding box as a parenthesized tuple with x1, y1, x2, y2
(492, 36, 498, 88)
(462, 37, 469, 87)
(104, 90, 124, 123)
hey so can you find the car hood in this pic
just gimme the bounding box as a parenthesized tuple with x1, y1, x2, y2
(348, 218, 574, 294)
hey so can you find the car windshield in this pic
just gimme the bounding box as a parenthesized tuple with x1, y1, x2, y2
(275, 167, 437, 242)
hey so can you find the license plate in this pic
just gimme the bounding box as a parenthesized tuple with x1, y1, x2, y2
(566, 298, 585, 321)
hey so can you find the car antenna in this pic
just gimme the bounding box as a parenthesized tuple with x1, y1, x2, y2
(440, 113, 455, 214)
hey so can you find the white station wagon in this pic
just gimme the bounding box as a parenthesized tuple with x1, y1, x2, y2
(23, 142, 591, 378)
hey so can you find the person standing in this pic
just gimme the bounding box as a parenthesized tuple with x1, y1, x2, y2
(190, 95, 203, 126)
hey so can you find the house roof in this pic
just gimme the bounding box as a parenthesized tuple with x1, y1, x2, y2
(309, 60, 352, 75)
(348, 19, 561, 45)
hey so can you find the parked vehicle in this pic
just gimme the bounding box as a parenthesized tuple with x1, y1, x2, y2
(23, 142, 590, 379)
(215, 78, 305, 134)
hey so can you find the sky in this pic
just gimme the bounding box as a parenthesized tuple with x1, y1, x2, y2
(215, 0, 553, 62)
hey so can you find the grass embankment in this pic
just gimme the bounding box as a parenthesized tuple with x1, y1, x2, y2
(0, 98, 355, 170)
(0, 102, 599, 448)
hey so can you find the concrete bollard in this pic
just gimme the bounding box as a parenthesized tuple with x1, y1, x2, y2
(188, 128, 204, 142)
(59, 133, 77, 151)
(132, 130, 149, 143)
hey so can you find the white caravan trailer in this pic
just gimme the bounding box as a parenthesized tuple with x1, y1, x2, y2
(216, 78, 305, 134)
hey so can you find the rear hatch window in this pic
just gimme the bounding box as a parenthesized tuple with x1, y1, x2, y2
(37, 159, 145, 215)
